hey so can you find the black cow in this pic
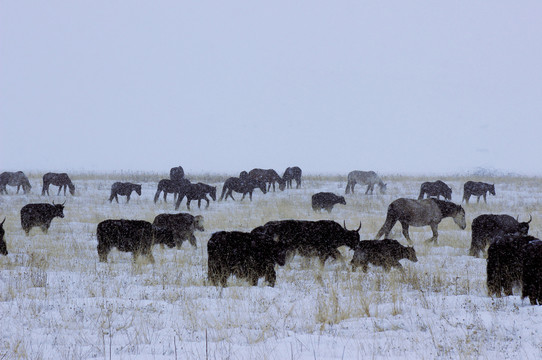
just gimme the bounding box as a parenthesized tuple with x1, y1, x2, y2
(109, 182, 142, 203)
(311, 192, 346, 213)
(462, 181, 496, 204)
(20, 202, 65, 235)
(522, 239, 542, 305)
(219, 176, 267, 201)
(0, 218, 7, 255)
(470, 214, 531, 257)
(152, 213, 204, 248)
(154, 179, 190, 203)
(251, 220, 361, 265)
(175, 182, 217, 210)
(248, 168, 286, 192)
(283, 166, 302, 189)
(418, 180, 452, 200)
(487, 234, 537, 297)
(207, 231, 287, 287)
(351, 239, 418, 272)
(0, 171, 32, 194)
(42, 172, 75, 196)
(96, 219, 176, 263)
(170, 166, 185, 181)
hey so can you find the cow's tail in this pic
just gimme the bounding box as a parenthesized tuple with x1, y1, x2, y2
(375, 205, 398, 240)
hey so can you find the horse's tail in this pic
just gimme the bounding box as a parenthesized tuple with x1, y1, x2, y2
(374, 204, 398, 240)
(219, 181, 229, 201)
(345, 180, 352, 194)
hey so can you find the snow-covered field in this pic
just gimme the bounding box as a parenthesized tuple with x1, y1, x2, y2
(1, 172, 541, 359)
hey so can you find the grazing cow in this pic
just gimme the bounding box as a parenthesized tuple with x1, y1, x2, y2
(42, 173, 75, 196)
(170, 166, 185, 181)
(248, 168, 286, 192)
(345, 171, 387, 195)
(282, 166, 302, 189)
(418, 180, 452, 200)
(154, 179, 190, 203)
(219, 176, 267, 201)
(0, 171, 32, 194)
(175, 182, 217, 210)
(152, 213, 204, 248)
(20, 202, 65, 235)
(251, 220, 361, 265)
(96, 219, 176, 263)
(207, 231, 287, 287)
(522, 239, 542, 305)
(487, 234, 536, 297)
(375, 198, 466, 245)
(462, 181, 496, 204)
(311, 192, 346, 213)
(470, 214, 531, 257)
(351, 239, 418, 272)
(109, 182, 142, 203)
(0, 218, 7, 255)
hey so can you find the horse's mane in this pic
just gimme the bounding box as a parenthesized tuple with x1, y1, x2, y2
(431, 199, 462, 217)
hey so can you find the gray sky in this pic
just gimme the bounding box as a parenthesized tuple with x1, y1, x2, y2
(1, 1, 541, 176)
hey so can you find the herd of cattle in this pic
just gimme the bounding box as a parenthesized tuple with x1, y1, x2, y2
(1, 167, 542, 306)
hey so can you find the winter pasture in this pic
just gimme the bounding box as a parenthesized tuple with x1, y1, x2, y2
(0, 172, 541, 359)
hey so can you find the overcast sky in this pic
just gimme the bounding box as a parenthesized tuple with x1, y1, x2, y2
(1, 1, 541, 176)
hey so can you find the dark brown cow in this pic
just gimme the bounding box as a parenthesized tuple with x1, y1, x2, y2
(470, 214, 531, 257)
(207, 231, 287, 287)
(0, 218, 7, 255)
(522, 239, 542, 305)
(351, 239, 417, 272)
(20, 202, 65, 235)
(152, 213, 204, 248)
(96, 219, 176, 263)
(311, 192, 346, 213)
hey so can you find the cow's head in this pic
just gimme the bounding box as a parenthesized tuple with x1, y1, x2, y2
(0, 217, 7, 255)
(343, 221, 362, 249)
(518, 215, 532, 235)
(404, 246, 418, 262)
(194, 215, 205, 232)
(52, 201, 65, 218)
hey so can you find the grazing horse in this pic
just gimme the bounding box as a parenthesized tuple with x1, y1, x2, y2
(219, 176, 267, 201)
(109, 182, 142, 203)
(418, 180, 452, 200)
(175, 182, 217, 210)
(462, 181, 496, 204)
(42, 172, 75, 196)
(170, 166, 185, 181)
(375, 198, 466, 245)
(345, 171, 387, 195)
(248, 168, 286, 192)
(0, 171, 32, 194)
(154, 179, 190, 203)
(282, 166, 302, 189)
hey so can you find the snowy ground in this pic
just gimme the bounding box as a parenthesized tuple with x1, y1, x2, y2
(1, 172, 541, 359)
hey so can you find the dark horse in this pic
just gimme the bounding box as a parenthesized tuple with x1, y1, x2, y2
(170, 166, 185, 181)
(175, 182, 217, 210)
(375, 198, 466, 245)
(282, 166, 302, 189)
(0, 171, 32, 194)
(109, 182, 142, 203)
(418, 180, 452, 200)
(462, 181, 496, 204)
(219, 176, 267, 201)
(248, 168, 286, 192)
(42, 172, 75, 196)
(154, 178, 190, 203)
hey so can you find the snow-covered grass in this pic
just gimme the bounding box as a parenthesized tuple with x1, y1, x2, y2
(1, 172, 541, 359)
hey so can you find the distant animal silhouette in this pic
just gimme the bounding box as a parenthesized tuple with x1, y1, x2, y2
(282, 166, 302, 189)
(219, 176, 267, 201)
(345, 171, 386, 195)
(462, 181, 496, 204)
(248, 168, 286, 192)
(154, 179, 190, 203)
(418, 180, 452, 200)
(109, 182, 141, 203)
(0, 171, 31, 194)
(42, 173, 75, 196)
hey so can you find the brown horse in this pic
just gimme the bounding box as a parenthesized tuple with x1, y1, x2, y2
(375, 198, 466, 244)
